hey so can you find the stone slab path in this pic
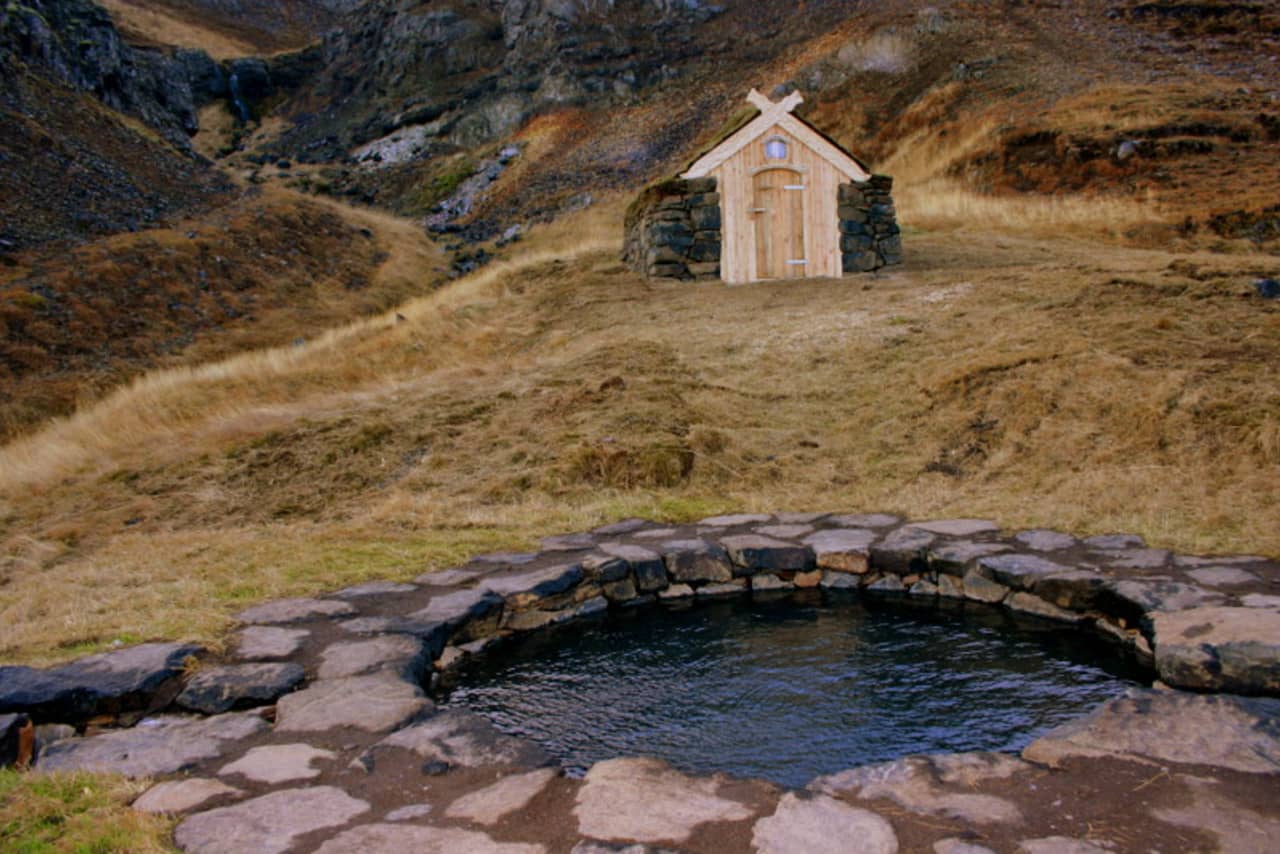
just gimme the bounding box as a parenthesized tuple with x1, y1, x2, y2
(3, 512, 1279, 852)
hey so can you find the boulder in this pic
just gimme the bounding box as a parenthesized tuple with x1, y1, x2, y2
(661, 540, 734, 583)
(1151, 606, 1280, 694)
(869, 527, 936, 575)
(802, 529, 876, 573)
(719, 534, 813, 574)
(1029, 570, 1107, 612)
(599, 543, 668, 592)
(177, 663, 305, 714)
(0, 642, 203, 724)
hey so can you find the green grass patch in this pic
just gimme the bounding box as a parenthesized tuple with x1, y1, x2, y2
(0, 769, 173, 853)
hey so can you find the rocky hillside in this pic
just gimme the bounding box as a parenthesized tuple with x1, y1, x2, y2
(2, 0, 1279, 437)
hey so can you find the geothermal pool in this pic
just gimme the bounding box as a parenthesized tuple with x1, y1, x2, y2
(441, 591, 1148, 788)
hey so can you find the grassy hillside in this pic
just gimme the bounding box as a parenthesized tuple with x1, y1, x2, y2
(1, 188, 445, 439)
(2, 196, 1276, 664)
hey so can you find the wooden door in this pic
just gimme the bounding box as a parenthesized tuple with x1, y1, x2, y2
(752, 168, 806, 280)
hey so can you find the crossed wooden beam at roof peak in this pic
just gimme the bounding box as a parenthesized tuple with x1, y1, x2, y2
(746, 88, 804, 117)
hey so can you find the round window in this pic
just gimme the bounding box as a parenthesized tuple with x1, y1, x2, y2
(764, 138, 789, 160)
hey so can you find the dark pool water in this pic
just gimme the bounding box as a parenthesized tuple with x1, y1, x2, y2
(441, 592, 1149, 788)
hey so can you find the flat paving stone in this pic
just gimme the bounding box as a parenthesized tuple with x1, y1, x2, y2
(828, 513, 900, 528)
(1152, 605, 1280, 693)
(234, 598, 356, 625)
(385, 804, 433, 821)
(416, 567, 491, 586)
(573, 757, 754, 844)
(633, 527, 679, 539)
(38, 712, 268, 777)
(233, 626, 309, 661)
(1083, 533, 1145, 550)
(812, 752, 1027, 825)
(177, 663, 304, 714)
(484, 563, 584, 606)
(410, 588, 503, 626)
(445, 767, 559, 825)
(1013, 530, 1079, 552)
(698, 513, 773, 526)
(755, 524, 815, 539)
(935, 839, 996, 854)
(313, 824, 546, 853)
(1022, 688, 1280, 773)
(174, 786, 369, 854)
(132, 778, 243, 815)
(219, 743, 335, 784)
(1184, 566, 1260, 586)
(906, 518, 1000, 537)
(377, 709, 549, 768)
(592, 518, 651, 536)
(1150, 775, 1280, 853)
(317, 636, 426, 680)
(1018, 838, 1113, 854)
(331, 581, 418, 598)
(1102, 548, 1171, 569)
(275, 673, 430, 734)
(975, 553, 1071, 589)
(1100, 579, 1223, 621)
(929, 541, 1011, 574)
(752, 792, 898, 854)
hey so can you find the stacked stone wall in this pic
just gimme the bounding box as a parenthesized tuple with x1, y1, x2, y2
(623, 177, 722, 280)
(839, 175, 902, 273)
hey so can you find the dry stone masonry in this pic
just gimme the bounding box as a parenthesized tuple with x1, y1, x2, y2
(623, 177, 723, 280)
(839, 175, 902, 272)
(2, 512, 1278, 852)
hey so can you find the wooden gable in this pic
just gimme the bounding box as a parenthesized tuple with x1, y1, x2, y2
(682, 89, 871, 183)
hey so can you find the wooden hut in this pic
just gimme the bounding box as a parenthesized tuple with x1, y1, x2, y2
(624, 89, 901, 284)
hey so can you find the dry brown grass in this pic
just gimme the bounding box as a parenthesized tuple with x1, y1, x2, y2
(2, 194, 1278, 664)
(98, 0, 258, 58)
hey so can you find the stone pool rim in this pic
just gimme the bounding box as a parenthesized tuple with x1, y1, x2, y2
(3, 512, 1278, 852)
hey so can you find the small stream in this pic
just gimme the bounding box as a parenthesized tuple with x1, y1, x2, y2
(439, 592, 1149, 788)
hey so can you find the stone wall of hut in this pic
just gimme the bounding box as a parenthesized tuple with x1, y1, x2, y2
(625, 173, 902, 280)
(839, 175, 902, 273)
(623, 177, 722, 280)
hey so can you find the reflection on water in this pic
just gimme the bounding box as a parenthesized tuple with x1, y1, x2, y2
(440, 591, 1149, 788)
